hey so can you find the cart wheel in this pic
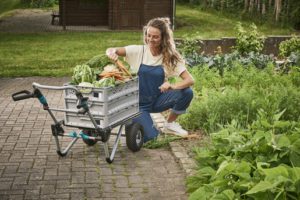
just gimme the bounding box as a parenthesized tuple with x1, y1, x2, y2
(125, 123, 144, 152)
(82, 129, 98, 146)
(101, 129, 111, 143)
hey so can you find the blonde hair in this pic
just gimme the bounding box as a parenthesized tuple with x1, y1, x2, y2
(143, 17, 183, 72)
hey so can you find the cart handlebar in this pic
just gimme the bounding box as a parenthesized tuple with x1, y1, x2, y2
(32, 82, 88, 112)
(12, 82, 90, 113)
(32, 82, 78, 92)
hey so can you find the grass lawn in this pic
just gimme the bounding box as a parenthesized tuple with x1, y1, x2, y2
(0, 0, 27, 18)
(175, 4, 298, 38)
(0, 32, 142, 77)
(0, 4, 298, 77)
(0, 0, 20, 15)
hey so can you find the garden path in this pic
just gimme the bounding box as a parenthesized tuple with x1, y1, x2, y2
(0, 77, 192, 200)
(0, 9, 109, 33)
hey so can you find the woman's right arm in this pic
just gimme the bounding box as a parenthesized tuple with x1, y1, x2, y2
(106, 47, 126, 61)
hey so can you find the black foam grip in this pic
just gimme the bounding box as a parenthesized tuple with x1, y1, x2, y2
(12, 90, 34, 101)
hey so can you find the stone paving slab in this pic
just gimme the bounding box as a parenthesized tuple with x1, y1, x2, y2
(0, 77, 188, 200)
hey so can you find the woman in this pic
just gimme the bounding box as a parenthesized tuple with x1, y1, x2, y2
(106, 17, 194, 142)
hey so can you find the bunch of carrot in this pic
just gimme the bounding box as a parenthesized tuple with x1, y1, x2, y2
(98, 60, 132, 81)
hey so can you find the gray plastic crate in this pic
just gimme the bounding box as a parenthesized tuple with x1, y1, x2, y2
(64, 77, 139, 129)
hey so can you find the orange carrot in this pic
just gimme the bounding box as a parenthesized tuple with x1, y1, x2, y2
(115, 60, 132, 78)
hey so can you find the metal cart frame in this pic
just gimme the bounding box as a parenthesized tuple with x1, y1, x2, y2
(12, 82, 143, 163)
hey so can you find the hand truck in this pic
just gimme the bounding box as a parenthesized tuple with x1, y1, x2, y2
(12, 79, 143, 163)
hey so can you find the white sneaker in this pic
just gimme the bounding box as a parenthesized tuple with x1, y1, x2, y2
(163, 122, 188, 137)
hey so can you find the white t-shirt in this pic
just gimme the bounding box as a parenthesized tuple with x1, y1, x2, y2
(124, 45, 186, 78)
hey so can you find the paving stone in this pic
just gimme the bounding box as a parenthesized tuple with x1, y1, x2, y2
(0, 194, 9, 200)
(24, 189, 40, 200)
(0, 77, 189, 199)
(9, 194, 24, 200)
(86, 187, 101, 198)
(40, 185, 55, 195)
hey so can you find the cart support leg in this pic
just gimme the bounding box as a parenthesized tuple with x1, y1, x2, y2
(54, 135, 79, 157)
(105, 125, 124, 163)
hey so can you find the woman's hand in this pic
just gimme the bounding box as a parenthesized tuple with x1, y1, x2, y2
(159, 81, 173, 92)
(106, 48, 118, 61)
(159, 70, 194, 93)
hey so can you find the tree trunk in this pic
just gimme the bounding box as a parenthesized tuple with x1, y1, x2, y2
(278, 0, 282, 21)
(275, 0, 282, 21)
(269, 0, 273, 11)
(283, 0, 290, 21)
(244, 0, 249, 11)
(210, 0, 214, 8)
(220, 0, 224, 11)
(262, 1, 266, 14)
(249, 0, 254, 12)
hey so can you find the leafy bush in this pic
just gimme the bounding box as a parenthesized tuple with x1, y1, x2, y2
(177, 38, 203, 67)
(289, 52, 300, 67)
(180, 64, 300, 133)
(177, 39, 274, 72)
(234, 22, 265, 55)
(187, 111, 300, 199)
(279, 35, 300, 57)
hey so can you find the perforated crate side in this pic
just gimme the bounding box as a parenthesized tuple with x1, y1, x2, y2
(64, 90, 138, 116)
(64, 104, 139, 129)
(64, 77, 138, 102)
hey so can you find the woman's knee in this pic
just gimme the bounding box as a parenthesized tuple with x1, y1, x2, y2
(182, 88, 194, 101)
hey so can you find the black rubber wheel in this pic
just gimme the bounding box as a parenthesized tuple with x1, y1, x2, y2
(101, 129, 111, 143)
(82, 129, 98, 146)
(125, 123, 144, 152)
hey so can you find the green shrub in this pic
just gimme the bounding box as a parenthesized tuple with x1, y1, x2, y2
(234, 22, 265, 55)
(279, 35, 300, 57)
(180, 63, 300, 133)
(177, 38, 203, 67)
(187, 112, 300, 199)
(177, 39, 274, 71)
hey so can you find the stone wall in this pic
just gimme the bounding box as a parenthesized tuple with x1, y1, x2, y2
(181, 36, 295, 56)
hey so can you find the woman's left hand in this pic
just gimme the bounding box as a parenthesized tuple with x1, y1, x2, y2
(159, 82, 173, 92)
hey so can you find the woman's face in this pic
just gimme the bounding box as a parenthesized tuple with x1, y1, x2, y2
(146, 26, 162, 50)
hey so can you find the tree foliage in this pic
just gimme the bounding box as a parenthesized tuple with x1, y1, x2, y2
(179, 0, 300, 29)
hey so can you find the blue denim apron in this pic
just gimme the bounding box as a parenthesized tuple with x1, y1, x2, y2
(132, 47, 193, 142)
(132, 63, 165, 142)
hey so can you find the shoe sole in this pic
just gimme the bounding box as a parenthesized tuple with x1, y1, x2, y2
(162, 128, 188, 137)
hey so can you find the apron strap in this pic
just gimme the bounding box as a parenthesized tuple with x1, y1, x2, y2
(141, 45, 144, 65)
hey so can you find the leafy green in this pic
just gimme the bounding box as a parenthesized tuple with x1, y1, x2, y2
(234, 22, 265, 55)
(279, 35, 300, 57)
(186, 111, 300, 199)
(85, 54, 113, 73)
(71, 64, 95, 85)
(93, 77, 115, 88)
(78, 82, 94, 93)
(143, 135, 182, 149)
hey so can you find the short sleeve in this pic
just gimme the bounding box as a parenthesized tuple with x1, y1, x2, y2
(166, 59, 187, 78)
(124, 45, 143, 73)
